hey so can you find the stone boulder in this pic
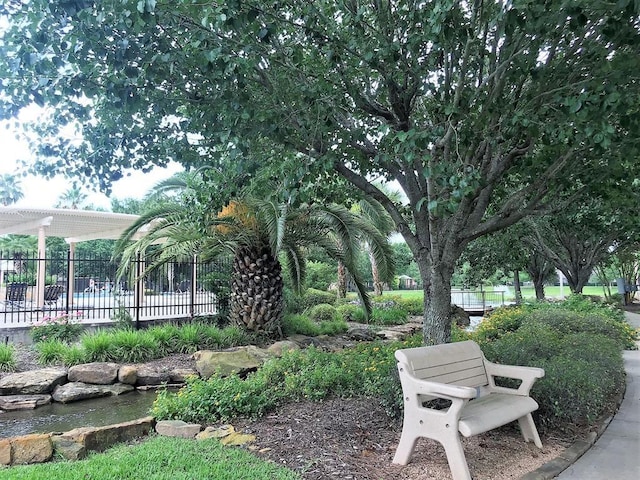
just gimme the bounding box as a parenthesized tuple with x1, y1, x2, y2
(8, 433, 53, 465)
(0, 438, 10, 465)
(56, 416, 155, 457)
(135, 367, 171, 386)
(68, 362, 119, 385)
(194, 346, 271, 379)
(97, 383, 135, 396)
(51, 435, 86, 461)
(52, 382, 110, 404)
(451, 304, 471, 327)
(0, 394, 51, 411)
(118, 365, 138, 385)
(170, 368, 198, 383)
(0, 368, 68, 395)
(156, 420, 202, 439)
(267, 340, 300, 357)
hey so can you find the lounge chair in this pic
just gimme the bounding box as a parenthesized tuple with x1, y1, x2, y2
(44, 284, 64, 306)
(4, 282, 27, 309)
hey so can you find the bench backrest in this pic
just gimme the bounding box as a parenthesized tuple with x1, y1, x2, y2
(395, 340, 489, 388)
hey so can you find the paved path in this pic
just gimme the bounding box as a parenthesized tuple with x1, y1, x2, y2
(555, 311, 640, 479)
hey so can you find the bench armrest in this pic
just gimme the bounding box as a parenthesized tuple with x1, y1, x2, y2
(484, 361, 544, 395)
(399, 368, 477, 400)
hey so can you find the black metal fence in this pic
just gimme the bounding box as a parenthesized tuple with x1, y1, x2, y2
(0, 250, 231, 328)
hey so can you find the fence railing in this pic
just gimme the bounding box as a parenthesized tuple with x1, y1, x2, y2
(0, 250, 230, 328)
(451, 290, 506, 313)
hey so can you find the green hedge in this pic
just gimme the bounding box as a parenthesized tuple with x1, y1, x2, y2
(473, 296, 634, 428)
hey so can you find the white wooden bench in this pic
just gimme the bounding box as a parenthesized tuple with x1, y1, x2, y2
(393, 340, 544, 480)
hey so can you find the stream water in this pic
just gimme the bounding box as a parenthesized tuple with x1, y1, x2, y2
(0, 391, 158, 439)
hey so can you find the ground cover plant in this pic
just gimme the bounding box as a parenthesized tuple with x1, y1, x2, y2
(152, 336, 422, 424)
(1, 435, 299, 480)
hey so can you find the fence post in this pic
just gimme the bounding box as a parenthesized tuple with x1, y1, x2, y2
(135, 252, 143, 330)
(190, 254, 197, 319)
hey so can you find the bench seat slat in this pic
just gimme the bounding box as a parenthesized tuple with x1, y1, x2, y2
(459, 393, 539, 437)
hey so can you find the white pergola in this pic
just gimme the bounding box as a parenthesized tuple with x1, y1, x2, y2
(0, 207, 147, 308)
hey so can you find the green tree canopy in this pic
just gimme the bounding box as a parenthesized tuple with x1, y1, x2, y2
(2, 1, 639, 343)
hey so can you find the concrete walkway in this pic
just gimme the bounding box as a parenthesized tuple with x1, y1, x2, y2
(555, 311, 640, 479)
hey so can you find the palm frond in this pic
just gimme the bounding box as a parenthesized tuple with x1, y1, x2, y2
(282, 245, 306, 295)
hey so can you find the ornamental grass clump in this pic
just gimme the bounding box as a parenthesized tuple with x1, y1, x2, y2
(0, 343, 16, 371)
(30, 312, 84, 344)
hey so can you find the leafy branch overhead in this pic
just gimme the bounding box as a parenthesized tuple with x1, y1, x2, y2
(2, 1, 639, 343)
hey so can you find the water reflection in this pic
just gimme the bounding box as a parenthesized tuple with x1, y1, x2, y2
(0, 391, 158, 439)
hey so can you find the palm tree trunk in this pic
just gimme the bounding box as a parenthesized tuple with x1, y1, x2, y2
(229, 245, 284, 335)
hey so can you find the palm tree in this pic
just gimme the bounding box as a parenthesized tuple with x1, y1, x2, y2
(0, 174, 24, 206)
(56, 184, 88, 209)
(115, 176, 394, 336)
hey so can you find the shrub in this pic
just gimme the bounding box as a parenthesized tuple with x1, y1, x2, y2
(62, 345, 87, 366)
(369, 306, 408, 325)
(81, 330, 116, 362)
(174, 323, 205, 353)
(148, 324, 180, 355)
(534, 339, 624, 426)
(282, 314, 321, 336)
(318, 318, 349, 335)
(0, 343, 16, 372)
(474, 305, 526, 342)
(336, 303, 366, 323)
(395, 297, 424, 316)
(524, 309, 637, 350)
(36, 339, 67, 365)
(281, 313, 348, 337)
(478, 315, 626, 429)
(153, 335, 423, 424)
(305, 261, 337, 291)
(31, 312, 84, 343)
(111, 306, 134, 331)
(111, 329, 160, 363)
(218, 325, 253, 348)
(306, 303, 338, 323)
(285, 288, 336, 313)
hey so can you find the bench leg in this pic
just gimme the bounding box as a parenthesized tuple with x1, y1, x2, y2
(518, 413, 542, 448)
(442, 432, 472, 480)
(392, 426, 419, 465)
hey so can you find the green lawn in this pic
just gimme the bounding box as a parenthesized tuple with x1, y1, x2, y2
(3, 436, 299, 480)
(382, 285, 611, 302)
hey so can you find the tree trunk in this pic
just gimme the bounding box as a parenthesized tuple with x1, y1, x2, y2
(513, 270, 522, 304)
(336, 261, 347, 299)
(419, 260, 454, 345)
(533, 278, 546, 300)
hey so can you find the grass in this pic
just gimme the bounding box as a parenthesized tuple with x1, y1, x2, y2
(0, 343, 16, 371)
(376, 285, 611, 302)
(2, 436, 300, 480)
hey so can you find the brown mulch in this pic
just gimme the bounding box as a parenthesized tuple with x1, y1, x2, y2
(236, 397, 572, 480)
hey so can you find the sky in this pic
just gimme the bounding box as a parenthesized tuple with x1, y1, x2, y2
(0, 121, 183, 211)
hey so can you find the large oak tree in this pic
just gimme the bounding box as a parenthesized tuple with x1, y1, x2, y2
(2, 0, 639, 343)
